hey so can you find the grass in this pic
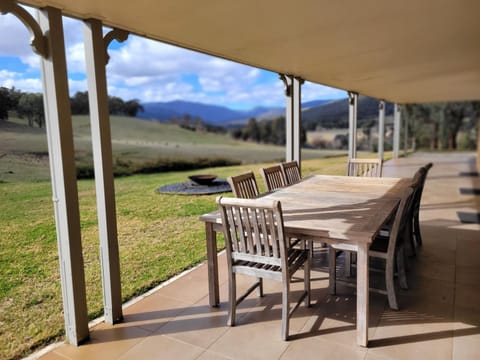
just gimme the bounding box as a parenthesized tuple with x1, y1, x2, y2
(0, 155, 371, 359)
(0, 115, 386, 359)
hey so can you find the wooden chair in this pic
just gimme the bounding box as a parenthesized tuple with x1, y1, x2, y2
(280, 161, 302, 185)
(217, 196, 311, 340)
(346, 158, 383, 177)
(411, 163, 433, 248)
(260, 165, 287, 192)
(329, 185, 416, 310)
(227, 171, 259, 199)
(381, 163, 432, 255)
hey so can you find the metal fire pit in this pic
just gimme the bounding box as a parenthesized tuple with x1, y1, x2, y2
(157, 177, 231, 195)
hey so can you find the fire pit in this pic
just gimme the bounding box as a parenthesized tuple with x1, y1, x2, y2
(188, 174, 217, 186)
(157, 174, 231, 195)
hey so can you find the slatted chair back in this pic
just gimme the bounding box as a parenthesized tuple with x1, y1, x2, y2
(227, 171, 259, 199)
(386, 185, 416, 261)
(216, 196, 310, 340)
(218, 197, 288, 271)
(410, 164, 431, 248)
(346, 158, 383, 177)
(260, 165, 287, 192)
(281, 161, 302, 185)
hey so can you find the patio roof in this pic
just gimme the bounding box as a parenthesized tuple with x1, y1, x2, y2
(19, 0, 480, 104)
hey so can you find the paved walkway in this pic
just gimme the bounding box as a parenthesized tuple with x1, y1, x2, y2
(36, 152, 480, 360)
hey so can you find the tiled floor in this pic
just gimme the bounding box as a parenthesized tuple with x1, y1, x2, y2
(36, 152, 480, 360)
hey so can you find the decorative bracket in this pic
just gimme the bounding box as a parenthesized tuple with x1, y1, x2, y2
(279, 74, 292, 97)
(0, 0, 48, 58)
(294, 76, 305, 86)
(103, 28, 129, 64)
(348, 91, 358, 105)
(378, 100, 385, 110)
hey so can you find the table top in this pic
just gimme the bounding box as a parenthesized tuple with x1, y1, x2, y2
(200, 175, 412, 246)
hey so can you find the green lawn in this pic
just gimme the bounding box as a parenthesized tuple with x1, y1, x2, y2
(0, 155, 363, 359)
(1, 116, 388, 359)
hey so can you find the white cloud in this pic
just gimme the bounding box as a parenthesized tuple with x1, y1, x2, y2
(0, 11, 32, 57)
(0, 69, 43, 92)
(302, 82, 346, 102)
(0, 10, 345, 109)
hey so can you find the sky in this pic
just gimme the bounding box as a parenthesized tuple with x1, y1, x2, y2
(0, 6, 347, 111)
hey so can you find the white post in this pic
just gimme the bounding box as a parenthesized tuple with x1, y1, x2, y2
(293, 77, 303, 171)
(403, 111, 409, 157)
(281, 74, 294, 162)
(38, 7, 89, 345)
(83, 19, 123, 324)
(378, 100, 385, 161)
(348, 92, 358, 159)
(393, 103, 401, 159)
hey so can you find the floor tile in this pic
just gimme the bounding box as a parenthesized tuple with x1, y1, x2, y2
(53, 325, 151, 360)
(118, 334, 204, 360)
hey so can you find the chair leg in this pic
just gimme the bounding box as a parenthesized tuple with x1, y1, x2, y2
(257, 278, 264, 297)
(281, 279, 290, 341)
(385, 259, 399, 310)
(228, 273, 237, 326)
(305, 252, 311, 307)
(328, 246, 337, 295)
(344, 251, 352, 277)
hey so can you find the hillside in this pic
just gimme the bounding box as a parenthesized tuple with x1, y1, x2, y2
(302, 96, 394, 130)
(138, 99, 333, 126)
(0, 116, 346, 182)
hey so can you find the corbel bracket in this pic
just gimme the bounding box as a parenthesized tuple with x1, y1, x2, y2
(378, 100, 385, 110)
(348, 91, 358, 105)
(279, 74, 293, 97)
(0, 0, 48, 58)
(103, 28, 129, 64)
(294, 76, 305, 86)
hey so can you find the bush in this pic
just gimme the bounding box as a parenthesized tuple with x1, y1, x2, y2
(76, 157, 240, 179)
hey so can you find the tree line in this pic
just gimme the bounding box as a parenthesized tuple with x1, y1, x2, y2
(402, 101, 480, 150)
(0, 87, 144, 128)
(231, 117, 307, 146)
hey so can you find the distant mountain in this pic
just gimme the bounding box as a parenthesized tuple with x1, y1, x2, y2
(138, 100, 243, 124)
(138, 99, 334, 127)
(302, 96, 394, 130)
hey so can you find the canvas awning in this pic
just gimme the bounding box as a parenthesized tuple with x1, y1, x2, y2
(17, 0, 480, 104)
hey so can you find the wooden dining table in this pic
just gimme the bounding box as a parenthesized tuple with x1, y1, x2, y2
(199, 174, 412, 347)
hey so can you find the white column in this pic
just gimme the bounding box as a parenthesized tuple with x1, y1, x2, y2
(348, 92, 358, 159)
(393, 103, 401, 159)
(378, 100, 385, 161)
(83, 19, 123, 324)
(282, 74, 294, 163)
(403, 111, 409, 157)
(38, 7, 89, 345)
(292, 77, 303, 170)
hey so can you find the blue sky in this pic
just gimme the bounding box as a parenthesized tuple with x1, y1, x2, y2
(0, 6, 347, 110)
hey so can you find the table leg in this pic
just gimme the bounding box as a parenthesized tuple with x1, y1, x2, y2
(356, 242, 369, 347)
(206, 223, 219, 307)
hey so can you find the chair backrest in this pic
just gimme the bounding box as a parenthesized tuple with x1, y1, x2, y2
(217, 196, 288, 268)
(281, 161, 302, 185)
(412, 166, 429, 214)
(346, 158, 383, 177)
(386, 185, 416, 258)
(227, 171, 260, 199)
(260, 165, 286, 192)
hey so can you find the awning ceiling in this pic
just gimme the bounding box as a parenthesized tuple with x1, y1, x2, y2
(18, 0, 480, 104)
